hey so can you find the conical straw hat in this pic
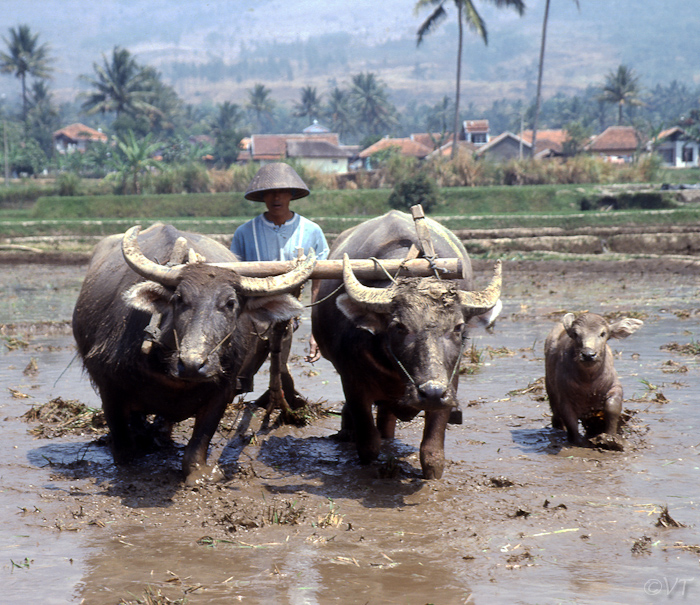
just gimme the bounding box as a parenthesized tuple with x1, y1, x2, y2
(244, 163, 310, 201)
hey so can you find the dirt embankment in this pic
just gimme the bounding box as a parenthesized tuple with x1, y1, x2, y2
(2, 224, 700, 265)
(455, 224, 700, 257)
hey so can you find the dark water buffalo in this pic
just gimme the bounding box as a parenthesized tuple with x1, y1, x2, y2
(312, 210, 502, 479)
(72, 223, 314, 484)
(544, 312, 643, 450)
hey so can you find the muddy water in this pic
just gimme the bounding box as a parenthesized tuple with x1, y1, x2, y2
(1, 261, 699, 604)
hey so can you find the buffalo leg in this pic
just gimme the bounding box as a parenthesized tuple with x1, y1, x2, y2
(100, 389, 135, 465)
(559, 401, 588, 447)
(182, 392, 229, 485)
(376, 406, 397, 440)
(343, 382, 381, 465)
(420, 409, 450, 479)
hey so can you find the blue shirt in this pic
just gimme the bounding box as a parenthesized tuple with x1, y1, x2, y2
(231, 212, 329, 262)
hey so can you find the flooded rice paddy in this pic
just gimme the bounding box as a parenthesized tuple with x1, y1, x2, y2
(0, 258, 699, 604)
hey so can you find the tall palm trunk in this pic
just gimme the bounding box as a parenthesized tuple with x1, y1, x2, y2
(531, 0, 551, 159)
(451, 3, 464, 160)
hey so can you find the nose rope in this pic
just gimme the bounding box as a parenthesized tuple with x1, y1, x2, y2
(387, 331, 467, 391)
(206, 329, 234, 361)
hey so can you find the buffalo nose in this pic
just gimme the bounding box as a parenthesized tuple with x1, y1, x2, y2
(418, 381, 447, 402)
(177, 357, 209, 379)
(581, 349, 597, 362)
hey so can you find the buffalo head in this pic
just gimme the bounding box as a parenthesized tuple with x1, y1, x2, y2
(121, 225, 315, 382)
(336, 254, 501, 411)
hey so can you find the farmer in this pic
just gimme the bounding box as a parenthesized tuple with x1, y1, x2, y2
(231, 162, 328, 362)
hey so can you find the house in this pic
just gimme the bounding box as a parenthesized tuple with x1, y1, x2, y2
(358, 136, 433, 169)
(462, 120, 490, 145)
(474, 132, 532, 162)
(241, 129, 353, 174)
(653, 127, 700, 167)
(521, 129, 568, 158)
(585, 126, 643, 163)
(425, 139, 477, 159)
(53, 123, 108, 154)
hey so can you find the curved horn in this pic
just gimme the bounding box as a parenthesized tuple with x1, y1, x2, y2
(238, 249, 317, 296)
(457, 260, 502, 313)
(122, 226, 184, 287)
(342, 253, 394, 312)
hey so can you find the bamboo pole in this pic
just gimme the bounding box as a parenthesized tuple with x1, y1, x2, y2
(208, 258, 464, 279)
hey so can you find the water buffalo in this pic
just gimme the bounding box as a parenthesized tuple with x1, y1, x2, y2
(544, 312, 643, 450)
(311, 210, 502, 479)
(72, 223, 315, 484)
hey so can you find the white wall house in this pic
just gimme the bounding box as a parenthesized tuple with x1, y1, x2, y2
(655, 127, 700, 167)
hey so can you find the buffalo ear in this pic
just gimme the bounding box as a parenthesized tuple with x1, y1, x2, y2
(243, 294, 303, 324)
(561, 312, 576, 336)
(336, 293, 385, 334)
(123, 281, 170, 314)
(609, 317, 643, 339)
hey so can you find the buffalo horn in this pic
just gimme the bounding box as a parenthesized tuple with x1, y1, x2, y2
(122, 226, 184, 287)
(238, 249, 316, 296)
(457, 260, 502, 313)
(342, 253, 394, 312)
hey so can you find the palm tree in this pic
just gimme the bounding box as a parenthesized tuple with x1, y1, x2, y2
(531, 0, 580, 156)
(293, 86, 323, 122)
(0, 25, 53, 123)
(246, 83, 275, 132)
(598, 64, 643, 125)
(211, 101, 245, 166)
(325, 87, 354, 139)
(415, 0, 525, 159)
(348, 72, 397, 137)
(26, 80, 59, 157)
(80, 47, 157, 120)
(114, 130, 162, 194)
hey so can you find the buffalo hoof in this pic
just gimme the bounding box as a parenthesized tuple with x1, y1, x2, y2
(420, 453, 445, 480)
(590, 433, 625, 452)
(184, 463, 225, 487)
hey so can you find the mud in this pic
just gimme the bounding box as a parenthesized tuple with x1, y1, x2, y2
(1, 259, 699, 604)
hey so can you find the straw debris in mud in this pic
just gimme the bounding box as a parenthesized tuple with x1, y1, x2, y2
(21, 396, 106, 438)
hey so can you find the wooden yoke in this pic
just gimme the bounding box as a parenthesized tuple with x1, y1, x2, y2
(410, 203, 441, 278)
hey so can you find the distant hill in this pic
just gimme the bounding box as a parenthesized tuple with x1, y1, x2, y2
(1, 0, 698, 111)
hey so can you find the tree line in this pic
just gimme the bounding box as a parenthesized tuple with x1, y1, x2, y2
(1, 16, 699, 185)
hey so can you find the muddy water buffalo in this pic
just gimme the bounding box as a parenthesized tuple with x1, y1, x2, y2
(311, 210, 501, 479)
(544, 312, 643, 450)
(72, 223, 315, 484)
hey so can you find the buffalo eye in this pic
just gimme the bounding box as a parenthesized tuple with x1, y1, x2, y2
(600, 329, 607, 338)
(224, 297, 236, 311)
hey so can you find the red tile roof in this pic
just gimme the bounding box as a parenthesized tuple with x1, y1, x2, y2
(586, 126, 643, 153)
(53, 123, 107, 142)
(249, 133, 340, 160)
(521, 129, 567, 154)
(464, 119, 489, 132)
(358, 137, 432, 159)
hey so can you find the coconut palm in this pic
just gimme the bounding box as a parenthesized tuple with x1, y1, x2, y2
(325, 87, 354, 139)
(293, 86, 323, 122)
(531, 0, 580, 156)
(26, 80, 59, 157)
(598, 64, 643, 125)
(415, 0, 525, 159)
(348, 72, 397, 137)
(211, 101, 245, 166)
(80, 47, 158, 120)
(246, 83, 275, 132)
(0, 25, 53, 123)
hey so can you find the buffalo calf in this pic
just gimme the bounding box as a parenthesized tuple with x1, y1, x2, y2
(544, 312, 643, 450)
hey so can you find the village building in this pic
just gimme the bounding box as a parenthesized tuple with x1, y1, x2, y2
(240, 123, 354, 173)
(53, 123, 108, 154)
(585, 125, 643, 163)
(462, 119, 490, 145)
(653, 126, 700, 167)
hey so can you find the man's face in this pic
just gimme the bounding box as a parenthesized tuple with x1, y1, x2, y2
(262, 189, 293, 215)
